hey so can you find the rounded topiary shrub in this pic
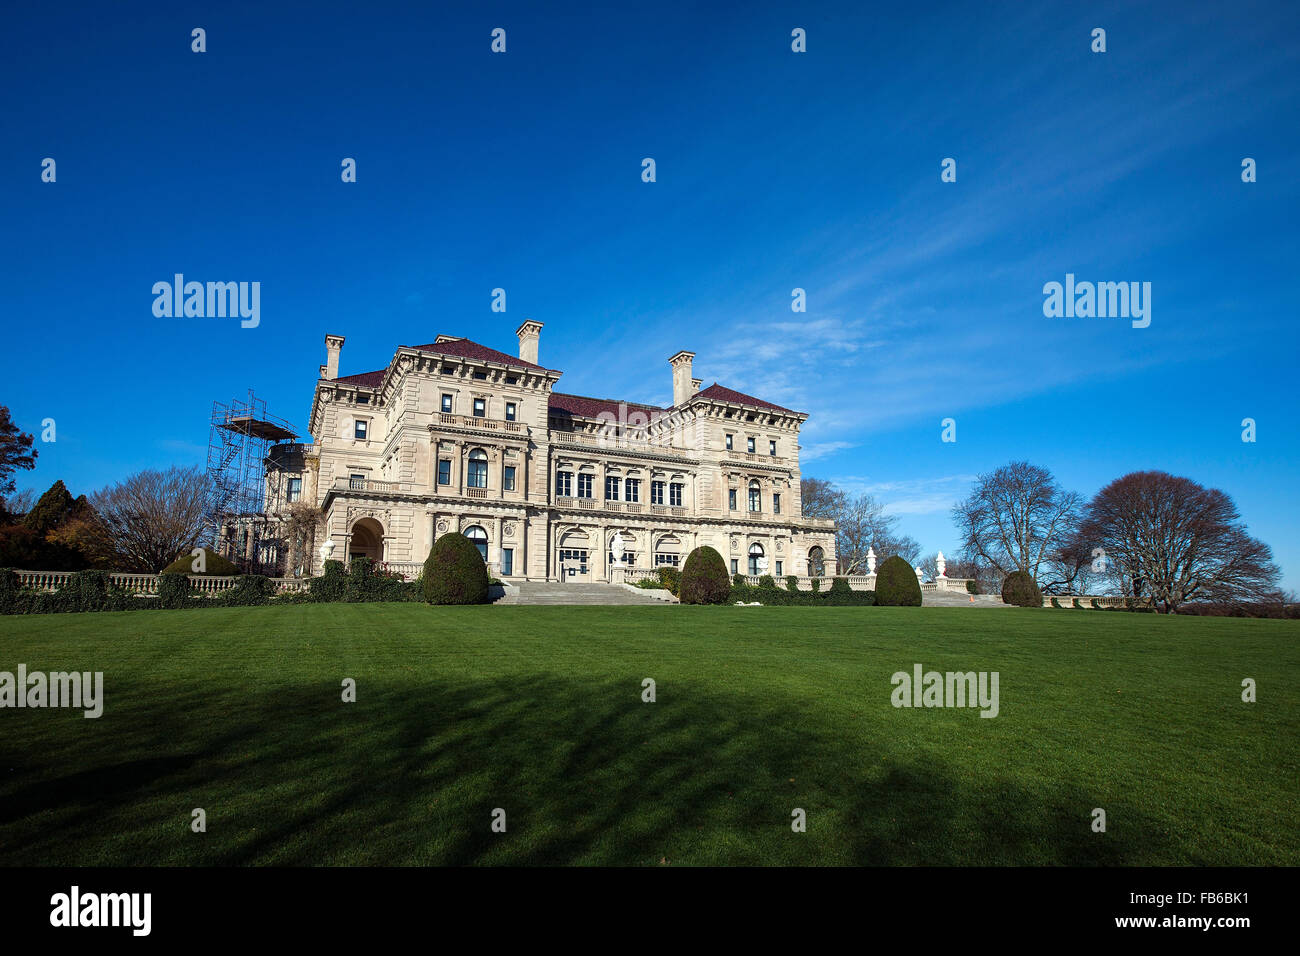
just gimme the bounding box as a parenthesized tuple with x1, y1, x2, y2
(158, 572, 191, 609)
(1001, 571, 1043, 608)
(423, 532, 490, 605)
(680, 546, 731, 605)
(965, 579, 980, 595)
(162, 547, 240, 576)
(874, 555, 922, 607)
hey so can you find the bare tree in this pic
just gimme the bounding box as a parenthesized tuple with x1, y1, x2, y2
(92, 465, 211, 572)
(280, 503, 323, 577)
(1, 487, 38, 521)
(951, 461, 1081, 582)
(1079, 471, 1280, 613)
(799, 477, 846, 520)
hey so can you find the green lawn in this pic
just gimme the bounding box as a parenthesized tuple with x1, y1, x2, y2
(1, 604, 1296, 865)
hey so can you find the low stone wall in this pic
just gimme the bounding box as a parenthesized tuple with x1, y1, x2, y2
(12, 569, 310, 596)
(1041, 595, 1130, 609)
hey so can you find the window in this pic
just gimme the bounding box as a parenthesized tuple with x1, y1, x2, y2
(731, 559, 739, 575)
(473, 398, 486, 418)
(669, 483, 683, 507)
(464, 525, 488, 561)
(559, 549, 589, 575)
(577, 473, 594, 498)
(555, 470, 572, 497)
(504, 466, 516, 491)
(505, 375, 518, 385)
(748, 543, 765, 576)
(654, 553, 680, 567)
(505, 402, 517, 421)
(650, 481, 665, 505)
(749, 480, 761, 512)
(501, 548, 513, 576)
(770, 440, 777, 456)
(725, 434, 733, 450)
(467, 449, 488, 489)
(441, 394, 453, 413)
(625, 478, 640, 502)
(773, 493, 781, 514)
(729, 489, 737, 511)
(775, 560, 783, 576)
(605, 476, 620, 501)
(354, 420, 368, 440)
(437, 459, 451, 486)
(349, 473, 366, 489)
(746, 436, 755, 454)
(473, 371, 487, 381)
(356, 393, 370, 404)
(286, 477, 302, 503)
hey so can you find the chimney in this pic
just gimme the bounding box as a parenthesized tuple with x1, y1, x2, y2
(515, 320, 543, 365)
(669, 350, 696, 406)
(691, 377, 702, 395)
(324, 334, 345, 380)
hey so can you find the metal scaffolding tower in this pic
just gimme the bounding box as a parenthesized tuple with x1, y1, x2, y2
(206, 389, 297, 572)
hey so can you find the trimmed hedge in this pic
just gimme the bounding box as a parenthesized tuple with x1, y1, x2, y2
(875, 555, 922, 607)
(423, 532, 490, 605)
(1001, 571, 1043, 608)
(729, 583, 875, 606)
(680, 547, 731, 605)
(785, 575, 799, 591)
(162, 547, 240, 576)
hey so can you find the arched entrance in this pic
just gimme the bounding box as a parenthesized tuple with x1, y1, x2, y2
(808, 546, 826, 576)
(349, 517, 384, 563)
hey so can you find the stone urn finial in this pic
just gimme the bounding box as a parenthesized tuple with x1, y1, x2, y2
(320, 539, 335, 561)
(867, 547, 877, 574)
(937, 551, 946, 577)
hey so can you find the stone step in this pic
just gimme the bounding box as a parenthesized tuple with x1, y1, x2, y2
(507, 582, 667, 606)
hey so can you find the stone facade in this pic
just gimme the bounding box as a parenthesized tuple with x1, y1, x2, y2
(263, 323, 838, 581)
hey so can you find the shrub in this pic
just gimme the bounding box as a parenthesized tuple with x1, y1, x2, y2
(733, 573, 746, 588)
(728, 582, 874, 606)
(965, 579, 980, 595)
(680, 546, 731, 605)
(1001, 571, 1043, 608)
(308, 560, 348, 602)
(830, 576, 851, 594)
(655, 566, 682, 597)
(162, 547, 240, 576)
(758, 574, 776, 590)
(158, 572, 191, 609)
(810, 577, 821, 592)
(1050, 597, 1062, 608)
(423, 532, 490, 605)
(785, 575, 799, 591)
(874, 555, 922, 607)
(0, 568, 16, 614)
(216, 575, 275, 607)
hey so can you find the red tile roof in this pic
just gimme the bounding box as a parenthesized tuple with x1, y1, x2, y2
(408, 338, 546, 370)
(693, 383, 801, 415)
(333, 369, 385, 387)
(549, 392, 667, 419)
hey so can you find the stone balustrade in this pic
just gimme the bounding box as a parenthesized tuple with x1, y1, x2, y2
(11, 570, 319, 596)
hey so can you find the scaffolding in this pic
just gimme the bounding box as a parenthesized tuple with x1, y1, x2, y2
(206, 389, 297, 573)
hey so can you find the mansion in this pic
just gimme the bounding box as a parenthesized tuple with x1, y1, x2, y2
(263, 323, 838, 582)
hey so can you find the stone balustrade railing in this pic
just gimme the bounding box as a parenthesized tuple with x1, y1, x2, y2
(11, 570, 315, 596)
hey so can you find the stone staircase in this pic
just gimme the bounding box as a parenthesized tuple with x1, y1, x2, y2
(503, 581, 671, 606)
(922, 591, 1009, 608)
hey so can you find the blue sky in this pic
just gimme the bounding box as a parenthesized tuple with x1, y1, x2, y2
(3, 1, 1298, 588)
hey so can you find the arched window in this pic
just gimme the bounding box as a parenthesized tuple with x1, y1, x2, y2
(467, 449, 488, 489)
(808, 546, 825, 577)
(748, 480, 761, 512)
(464, 525, 488, 561)
(748, 542, 765, 576)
